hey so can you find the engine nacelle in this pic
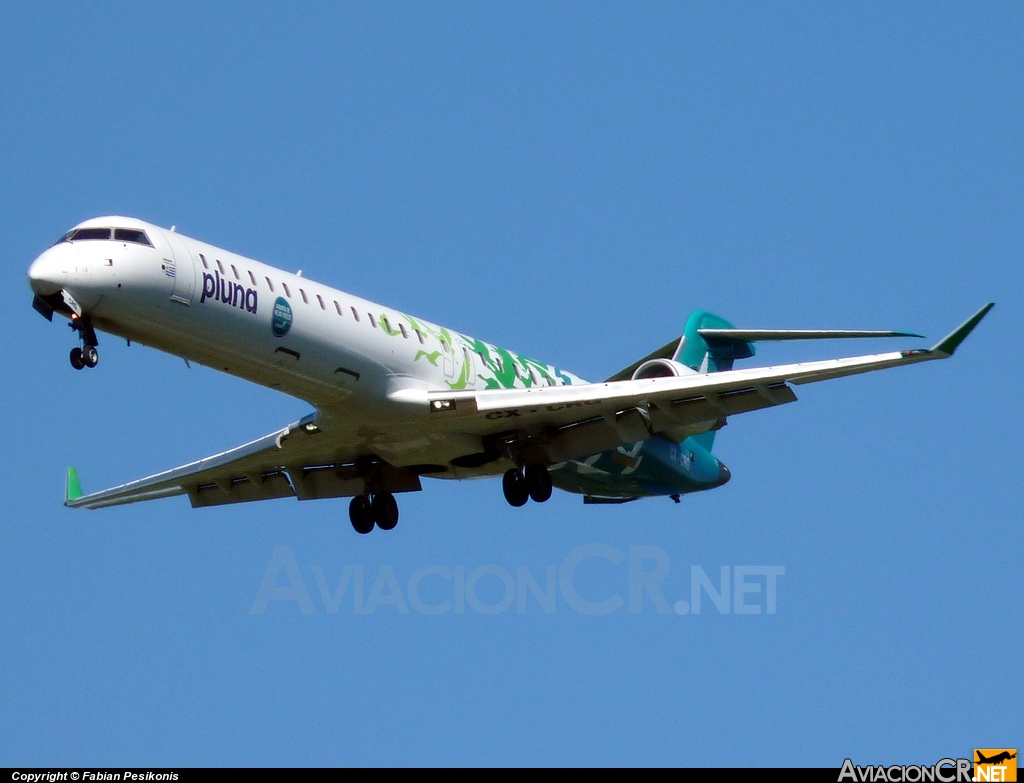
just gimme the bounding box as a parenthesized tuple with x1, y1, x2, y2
(630, 358, 698, 380)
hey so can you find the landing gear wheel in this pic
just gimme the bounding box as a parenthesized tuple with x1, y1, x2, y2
(83, 346, 99, 368)
(69, 347, 85, 370)
(372, 492, 399, 531)
(349, 495, 375, 534)
(502, 468, 529, 507)
(525, 464, 552, 503)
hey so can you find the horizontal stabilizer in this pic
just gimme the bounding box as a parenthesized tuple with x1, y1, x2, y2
(699, 329, 924, 342)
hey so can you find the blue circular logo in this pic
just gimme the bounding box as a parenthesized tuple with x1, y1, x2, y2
(271, 297, 292, 338)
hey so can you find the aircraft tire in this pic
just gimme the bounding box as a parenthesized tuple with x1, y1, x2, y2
(83, 346, 99, 368)
(70, 347, 85, 370)
(502, 468, 529, 507)
(525, 465, 552, 503)
(349, 495, 375, 534)
(372, 492, 399, 531)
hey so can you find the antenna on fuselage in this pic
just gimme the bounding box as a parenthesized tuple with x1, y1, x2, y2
(170, 225, 177, 232)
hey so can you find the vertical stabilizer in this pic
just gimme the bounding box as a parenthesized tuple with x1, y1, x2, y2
(674, 311, 754, 451)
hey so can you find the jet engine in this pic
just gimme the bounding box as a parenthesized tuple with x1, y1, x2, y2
(630, 358, 699, 380)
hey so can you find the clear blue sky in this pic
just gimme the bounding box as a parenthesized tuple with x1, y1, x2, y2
(3, 1, 1020, 767)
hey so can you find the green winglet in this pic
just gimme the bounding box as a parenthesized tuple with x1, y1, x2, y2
(931, 303, 995, 356)
(65, 467, 84, 505)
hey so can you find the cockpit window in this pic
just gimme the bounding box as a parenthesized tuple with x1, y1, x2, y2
(55, 227, 153, 246)
(114, 228, 153, 246)
(68, 227, 112, 241)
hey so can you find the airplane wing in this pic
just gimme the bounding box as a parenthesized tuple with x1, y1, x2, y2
(65, 412, 421, 510)
(66, 303, 991, 509)
(403, 304, 994, 463)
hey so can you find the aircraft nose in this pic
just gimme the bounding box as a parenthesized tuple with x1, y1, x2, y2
(28, 250, 67, 296)
(716, 461, 731, 486)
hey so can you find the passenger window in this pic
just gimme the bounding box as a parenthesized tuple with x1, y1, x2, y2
(282, 283, 291, 297)
(317, 294, 325, 310)
(399, 324, 408, 339)
(230, 264, 239, 279)
(300, 289, 308, 304)
(265, 276, 275, 292)
(381, 315, 390, 331)
(248, 270, 257, 285)
(334, 301, 343, 316)
(416, 330, 426, 344)
(351, 307, 360, 322)
(216, 259, 225, 274)
(369, 313, 377, 328)
(200, 254, 209, 270)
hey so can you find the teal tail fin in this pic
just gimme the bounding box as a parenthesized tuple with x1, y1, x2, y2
(674, 310, 755, 372)
(674, 311, 755, 451)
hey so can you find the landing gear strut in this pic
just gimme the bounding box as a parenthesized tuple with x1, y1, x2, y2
(68, 316, 99, 370)
(503, 465, 552, 507)
(348, 492, 400, 534)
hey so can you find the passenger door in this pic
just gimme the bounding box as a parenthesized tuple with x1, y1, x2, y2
(163, 231, 197, 304)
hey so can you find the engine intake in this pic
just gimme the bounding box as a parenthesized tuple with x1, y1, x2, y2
(631, 358, 698, 380)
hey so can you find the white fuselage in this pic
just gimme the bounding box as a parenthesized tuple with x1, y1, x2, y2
(28, 216, 585, 476)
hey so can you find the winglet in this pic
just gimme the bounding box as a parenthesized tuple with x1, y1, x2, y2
(65, 467, 83, 506)
(931, 303, 995, 356)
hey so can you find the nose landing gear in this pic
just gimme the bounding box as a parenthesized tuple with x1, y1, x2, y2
(67, 316, 99, 370)
(69, 346, 98, 370)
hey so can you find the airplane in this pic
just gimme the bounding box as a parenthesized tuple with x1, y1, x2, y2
(27, 216, 993, 534)
(976, 752, 1016, 765)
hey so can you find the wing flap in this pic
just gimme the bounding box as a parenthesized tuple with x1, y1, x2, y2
(664, 381, 798, 423)
(189, 470, 296, 508)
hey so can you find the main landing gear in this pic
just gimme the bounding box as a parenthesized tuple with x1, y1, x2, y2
(348, 492, 399, 534)
(502, 465, 553, 507)
(68, 315, 99, 370)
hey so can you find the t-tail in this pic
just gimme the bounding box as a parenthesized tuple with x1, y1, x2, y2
(672, 310, 756, 452)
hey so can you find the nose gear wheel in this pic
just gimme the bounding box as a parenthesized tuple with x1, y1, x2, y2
(67, 316, 100, 370)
